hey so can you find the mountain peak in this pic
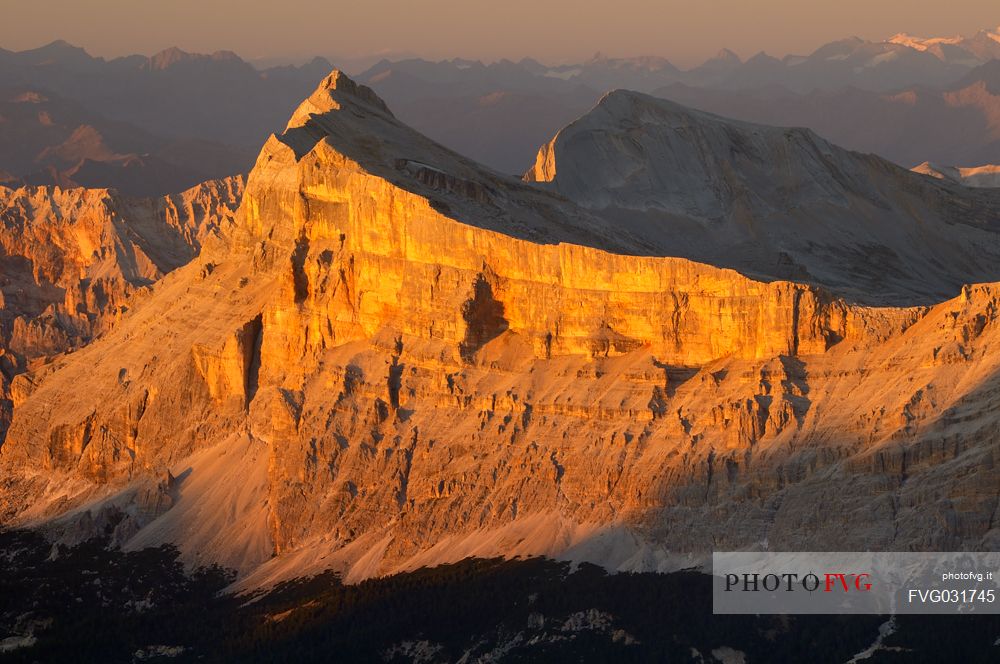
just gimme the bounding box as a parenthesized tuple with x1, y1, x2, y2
(146, 47, 246, 70)
(148, 46, 192, 69)
(597, 87, 665, 108)
(714, 48, 741, 62)
(305, 55, 333, 68)
(40, 39, 77, 51)
(210, 49, 241, 61)
(284, 70, 392, 131)
(526, 88, 1000, 303)
(21, 40, 94, 65)
(592, 88, 725, 127)
(692, 48, 741, 72)
(745, 50, 780, 65)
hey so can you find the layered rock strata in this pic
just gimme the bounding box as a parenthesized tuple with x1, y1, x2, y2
(0, 176, 244, 439)
(1, 74, 997, 585)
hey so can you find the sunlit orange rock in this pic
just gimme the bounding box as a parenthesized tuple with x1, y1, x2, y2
(0, 74, 997, 586)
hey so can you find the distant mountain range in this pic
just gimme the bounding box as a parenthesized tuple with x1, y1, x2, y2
(654, 59, 1000, 169)
(354, 26, 1000, 173)
(360, 24, 1000, 99)
(0, 41, 334, 145)
(3, 25, 1000, 188)
(888, 25, 1000, 64)
(0, 42, 331, 195)
(0, 87, 253, 196)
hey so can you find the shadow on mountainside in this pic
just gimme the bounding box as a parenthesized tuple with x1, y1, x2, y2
(3, 528, 998, 662)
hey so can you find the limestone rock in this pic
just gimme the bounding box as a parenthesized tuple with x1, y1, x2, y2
(1, 73, 998, 587)
(0, 176, 244, 439)
(525, 90, 1000, 306)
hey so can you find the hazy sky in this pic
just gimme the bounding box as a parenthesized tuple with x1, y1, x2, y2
(2, 0, 999, 68)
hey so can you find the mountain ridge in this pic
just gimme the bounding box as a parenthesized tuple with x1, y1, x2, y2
(0, 71, 997, 589)
(525, 87, 1000, 305)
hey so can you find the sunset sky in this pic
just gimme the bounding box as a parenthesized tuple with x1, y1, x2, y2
(2, 0, 998, 67)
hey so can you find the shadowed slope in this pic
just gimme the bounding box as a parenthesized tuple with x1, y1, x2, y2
(525, 90, 1000, 305)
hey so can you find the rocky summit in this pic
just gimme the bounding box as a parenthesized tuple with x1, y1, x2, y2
(525, 89, 1000, 305)
(1, 71, 998, 589)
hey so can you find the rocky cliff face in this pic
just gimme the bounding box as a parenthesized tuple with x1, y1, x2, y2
(1, 73, 997, 586)
(0, 176, 243, 442)
(525, 90, 1000, 306)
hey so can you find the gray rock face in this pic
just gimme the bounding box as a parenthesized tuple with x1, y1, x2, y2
(526, 90, 1000, 305)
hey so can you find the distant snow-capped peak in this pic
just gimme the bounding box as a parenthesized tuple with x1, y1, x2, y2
(886, 25, 1000, 63)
